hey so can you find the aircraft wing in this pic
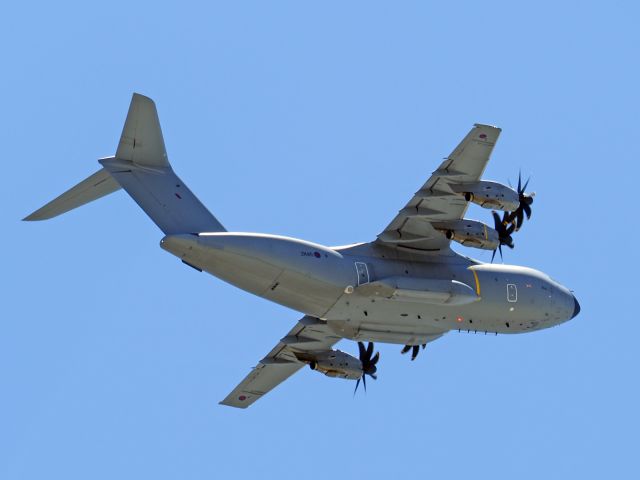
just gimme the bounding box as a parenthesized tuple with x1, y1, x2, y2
(219, 316, 342, 409)
(377, 124, 501, 252)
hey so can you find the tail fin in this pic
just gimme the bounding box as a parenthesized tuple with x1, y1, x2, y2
(24, 93, 225, 234)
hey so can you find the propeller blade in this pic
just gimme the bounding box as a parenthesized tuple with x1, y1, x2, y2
(411, 345, 420, 361)
(499, 172, 534, 239)
(492, 211, 500, 229)
(516, 209, 524, 230)
(370, 351, 380, 365)
(499, 244, 503, 261)
(355, 341, 379, 395)
(401, 345, 411, 354)
(491, 249, 497, 263)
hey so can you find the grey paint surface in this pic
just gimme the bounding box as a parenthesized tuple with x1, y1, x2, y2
(24, 94, 580, 408)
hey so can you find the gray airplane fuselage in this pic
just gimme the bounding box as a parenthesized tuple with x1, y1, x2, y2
(24, 94, 583, 408)
(161, 232, 579, 344)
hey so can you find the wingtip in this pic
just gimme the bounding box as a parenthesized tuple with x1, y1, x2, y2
(474, 123, 502, 132)
(23, 208, 57, 221)
(131, 92, 155, 105)
(23, 212, 41, 221)
(218, 400, 249, 409)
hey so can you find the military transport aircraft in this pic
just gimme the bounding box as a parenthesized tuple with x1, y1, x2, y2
(25, 94, 580, 408)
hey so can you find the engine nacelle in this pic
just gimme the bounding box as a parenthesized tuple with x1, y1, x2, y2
(449, 181, 519, 212)
(297, 350, 363, 380)
(433, 219, 500, 251)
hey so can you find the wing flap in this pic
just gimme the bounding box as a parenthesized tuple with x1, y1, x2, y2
(220, 316, 342, 409)
(377, 124, 501, 252)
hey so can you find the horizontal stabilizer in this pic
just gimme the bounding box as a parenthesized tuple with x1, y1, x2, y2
(24, 167, 121, 221)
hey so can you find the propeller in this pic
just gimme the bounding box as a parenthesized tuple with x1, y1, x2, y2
(491, 211, 515, 263)
(506, 171, 534, 231)
(354, 341, 380, 394)
(401, 343, 426, 361)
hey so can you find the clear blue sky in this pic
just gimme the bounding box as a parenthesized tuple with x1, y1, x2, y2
(2, 1, 637, 478)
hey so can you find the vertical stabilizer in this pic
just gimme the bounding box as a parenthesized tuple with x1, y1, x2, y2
(116, 93, 169, 168)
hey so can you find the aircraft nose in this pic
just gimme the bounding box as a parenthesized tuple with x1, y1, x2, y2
(571, 294, 581, 319)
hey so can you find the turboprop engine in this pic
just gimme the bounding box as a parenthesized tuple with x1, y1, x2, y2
(295, 350, 364, 379)
(432, 219, 500, 251)
(449, 181, 520, 212)
(295, 342, 380, 392)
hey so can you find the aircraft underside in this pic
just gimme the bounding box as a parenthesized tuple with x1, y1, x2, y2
(25, 93, 580, 408)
